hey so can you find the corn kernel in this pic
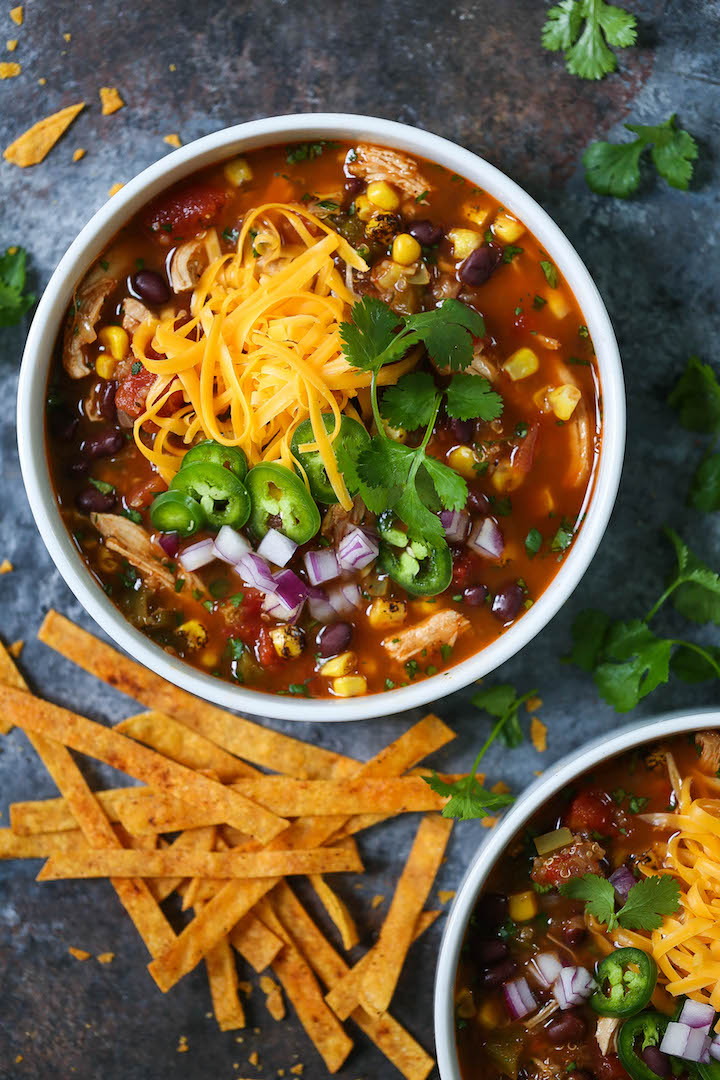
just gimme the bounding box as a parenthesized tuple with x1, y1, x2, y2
(548, 383, 582, 421)
(492, 211, 525, 245)
(491, 461, 523, 493)
(447, 445, 480, 480)
(95, 353, 117, 380)
(320, 651, 357, 677)
(504, 347, 539, 381)
(223, 156, 253, 187)
(365, 212, 399, 245)
(546, 289, 570, 320)
(411, 598, 439, 617)
(455, 987, 476, 1020)
(200, 650, 220, 669)
(536, 486, 556, 515)
(382, 421, 407, 443)
(448, 228, 482, 261)
(392, 233, 421, 266)
(98, 325, 129, 362)
(477, 999, 503, 1028)
(367, 180, 399, 211)
(269, 625, 305, 659)
(368, 598, 407, 630)
(464, 204, 491, 228)
(509, 890, 539, 922)
(354, 193, 374, 221)
(374, 259, 405, 290)
(178, 620, 208, 650)
(333, 675, 368, 697)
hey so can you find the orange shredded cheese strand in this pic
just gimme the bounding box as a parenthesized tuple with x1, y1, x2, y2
(130, 203, 415, 508)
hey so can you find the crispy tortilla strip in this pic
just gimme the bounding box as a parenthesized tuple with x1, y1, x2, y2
(116, 711, 257, 781)
(0, 827, 88, 858)
(203, 933, 245, 1031)
(257, 896, 353, 1074)
(229, 913, 283, 973)
(310, 875, 360, 951)
(10, 787, 147, 835)
(4, 102, 85, 167)
(148, 878, 275, 992)
(0, 685, 287, 842)
(326, 815, 452, 1021)
(146, 826, 216, 903)
(329, 771, 471, 843)
(0, 638, 26, 732)
(37, 844, 364, 881)
(383, 610, 471, 663)
(39, 612, 355, 778)
(273, 882, 435, 1080)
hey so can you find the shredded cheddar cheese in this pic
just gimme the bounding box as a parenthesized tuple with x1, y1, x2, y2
(130, 203, 415, 508)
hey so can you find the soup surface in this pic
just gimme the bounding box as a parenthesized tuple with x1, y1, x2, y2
(47, 140, 600, 698)
(455, 732, 720, 1080)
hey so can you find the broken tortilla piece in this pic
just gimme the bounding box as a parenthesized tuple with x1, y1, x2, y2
(72, 148, 85, 162)
(164, 133, 182, 148)
(531, 716, 548, 752)
(4, 102, 85, 167)
(99, 86, 124, 115)
(10, 7, 23, 26)
(0, 61, 20, 78)
(108, 182, 124, 197)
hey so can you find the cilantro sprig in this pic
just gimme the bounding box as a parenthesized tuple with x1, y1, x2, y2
(668, 357, 720, 513)
(568, 529, 720, 711)
(472, 684, 539, 749)
(541, 0, 637, 81)
(0, 246, 35, 327)
(583, 115, 698, 198)
(560, 872, 680, 931)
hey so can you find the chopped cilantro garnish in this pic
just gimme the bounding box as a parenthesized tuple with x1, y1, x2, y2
(525, 528, 542, 558)
(540, 260, 559, 288)
(415, 189, 429, 204)
(583, 114, 697, 198)
(120, 507, 143, 524)
(285, 141, 339, 165)
(88, 477, 115, 495)
(228, 592, 245, 607)
(502, 245, 523, 263)
(533, 295, 547, 309)
(384, 678, 395, 690)
(174, 578, 185, 593)
(130, 361, 142, 375)
(288, 681, 312, 697)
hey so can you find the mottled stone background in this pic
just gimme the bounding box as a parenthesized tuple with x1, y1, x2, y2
(1, 1, 718, 1077)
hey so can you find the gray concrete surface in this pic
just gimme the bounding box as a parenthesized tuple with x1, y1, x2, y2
(1, 0, 719, 1077)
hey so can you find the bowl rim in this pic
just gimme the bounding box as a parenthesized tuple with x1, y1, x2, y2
(433, 707, 720, 1080)
(16, 112, 626, 723)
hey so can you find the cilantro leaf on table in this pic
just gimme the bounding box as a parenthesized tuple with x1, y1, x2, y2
(425, 772, 514, 821)
(672, 644, 720, 684)
(560, 872, 680, 931)
(445, 372, 503, 422)
(560, 873, 619, 929)
(668, 356, 720, 435)
(541, 0, 637, 81)
(568, 609, 612, 672)
(0, 246, 35, 327)
(472, 683, 538, 749)
(666, 527, 720, 626)
(380, 371, 437, 430)
(593, 620, 672, 713)
(689, 454, 720, 512)
(583, 115, 698, 198)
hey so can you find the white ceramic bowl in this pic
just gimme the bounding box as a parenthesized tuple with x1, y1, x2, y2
(434, 708, 720, 1079)
(17, 113, 625, 723)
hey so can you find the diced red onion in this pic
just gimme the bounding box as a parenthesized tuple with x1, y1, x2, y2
(337, 527, 379, 571)
(308, 590, 337, 622)
(468, 516, 505, 559)
(530, 953, 563, 989)
(679, 1000, 716, 1031)
(213, 525, 253, 564)
(609, 865, 636, 905)
(257, 528, 298, 567)
(710, 1036, 720, 1061)
(440, 509, 470, 543)
(552, 967, 595, 1010)
(158, 532, 180, 558)
(273, 568, 308, 609)
(660, 1022, 712, 1062)
(179, 537, 216, 571)
(327, 582, 363, 615)
(262, 590, 303, 623)
(503, 977, 537, 1020)
(235, 552, 277, 594)
(304, 548, 341, 586)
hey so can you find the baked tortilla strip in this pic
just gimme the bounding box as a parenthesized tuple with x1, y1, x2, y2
(0, 638, 25, 732)
(229, 912, 283, 973)
(37, 843, 364, 881)
(309, 874, 360, 951)
(0, 827, 89, 857)
(39, 611, 356, 779)
(0, 684, 287, 842)
(146, 826, 217, 903)
(271, 883, 436, 1080)
(116, 711, 258, 782)
(203, 930, 246, 1031)
(10, 786, 149, 835)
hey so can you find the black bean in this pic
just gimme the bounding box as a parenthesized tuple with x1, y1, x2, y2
(567, 1072, 595, 1080)
(83, 427, 124, 459)
(69, 456, 89, 475)
(479, 957, 517, 988)
(458, 244, 503, 287)
(492, 583, 524, 623)
(466, 490, 490, 515)
(546, 1011, 587, 1046)
(95, 379, 118, 422)
(76, 486, 116, 513)
(472, 938, 508, 968)
(642, 1048, 670, 1077)
(131, 269, 170, 305)
(464, 584, 488, 607)
(316, 622, 353, 658)
(449, 418, 474, 443)
(560, 918, 587, 947)
(408, 220, 444, 247)
(474, 892, 509, 927)
(345, 176, 364, 199)
(48, 408, 79, 442)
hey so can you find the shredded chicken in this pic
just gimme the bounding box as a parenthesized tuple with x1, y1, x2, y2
(62, 269, 116, 378)
(320, 497, 367, 546)
(596, 1016, 620, 1055)
(383, 609, 471, 663)
(169, 230, 220, 292)
(555, 360, 593, 488)
(696, 732, 720, 775)
(121, 297, 152, 334)
(347, 144, 430, 199)
(91, 513, 204, 595)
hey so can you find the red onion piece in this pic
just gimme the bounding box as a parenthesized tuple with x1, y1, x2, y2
(710, 1036, 720, 1061)
(440, 509, 470, 543)
(235, 552, 277, 594)
(158, 532, 180, 558)
(530, 952, 563, 989)
(257, 528, 298, 567)
(213, 525, 253, 564)
(679, 1000, 716, 1031)
(552, 966, 595, 1010)
(273, 568, 308, 609)
(503, 977, 537, 1020)
(308, 591, 336, 622)
(609, 865, 636, 905)
(468, 517, 505, 559)
(660, 1022, 711, 1062)
(337, 527, 379, 571)
(262, 590, 303, 623)
(304, 547, 341, 586)
(179, 537, 216, 571)
(327, 582, 363, 615)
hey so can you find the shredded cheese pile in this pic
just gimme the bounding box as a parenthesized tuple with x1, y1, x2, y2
(130, 203, 414, 509)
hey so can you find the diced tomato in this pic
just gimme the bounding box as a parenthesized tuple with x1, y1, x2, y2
(257, 626, 280, 669)
(143, 182, 227, 240)
(532, 839, 605, 887)
(126, 476, 167, 509)
(565, 790, 618, 837)
(115, 364, 184, 421)
(592, 1052, 627, 1080)
(512, 422, 540, 478)
(452, 551, 474, 589)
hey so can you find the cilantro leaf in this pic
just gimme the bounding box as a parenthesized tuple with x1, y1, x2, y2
(568, 609, 611, 672)
(689, 453, 720, 512)
(0, 246, 35, 327)
(594, 619, 672, 712)
(445, 373, 503, 422)
(425, 771, 514, 821)
(669, 548, 720, 628)
(88, 477, 115, 495)
(541, 0, 637, 81)
(560, 874, 619, 929)
(339, 296, 404, 373)
(583, 115, 697, 198)
(380, 372, 437, 430)
(672, 644, 720, 684)
(393, 482, 445, 543)
(422, 455, 468, 512)
(616, 874, 680, 931)
(403, 299, 485, 372)
(472, 684, 537, 749)
(668, 356, 720, 434)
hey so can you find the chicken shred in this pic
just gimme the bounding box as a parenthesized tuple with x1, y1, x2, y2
(347, 144, 430, 199)
(63, 269, 116, 378)
(91, 513, 204, 595)
(383, 609, 470, 663)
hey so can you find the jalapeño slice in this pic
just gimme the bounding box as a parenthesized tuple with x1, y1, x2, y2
(378, 535, 452, 597)
(591, 948, 658, 1019)
(617, 1011, 670, 1080)
(150, 490, 206, 537)
(181, 440, 248, 480)
(170, 462, 250, 531)
(245, 462, 321, 544)
(290, 414, 370, 504)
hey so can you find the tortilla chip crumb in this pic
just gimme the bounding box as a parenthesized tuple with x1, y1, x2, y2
(481, 817, 498, 829)
(4, 102, 85, 167)
(525, 696, 543, 713)
(63, 32, 71, 42)
(15, 1056, 23, 1064)
(97, 952, 114, 964)
(438, 890, 456, 904)
(169, 63, 176, 71)
(235, 1036, 244, 1043)
(100, 86, 124, 115)
(491, 780, 510, 795)
(176, 1035, 189, 1053)
(0, 62, 20, 78)
(531, 716, 548, 753)
(37, 76, 46, 85)
(10, 7, 23, 26)
(534, 769, 544, 777)
(371, 894, 385, 908)
(290, 1067, 304, 1076)
(260, 975, 285, 1021)
(277, 1071, 285, 1077)
(72, 148, 85, 162)
(68, 946, 91, 961)
(238, 981, 252, 997)
(163, 133, 181, 148)
(8, 640, 23, 658)
(7, 39, 17, 51)
(249, 1051, 259, 1067)
(108, 182, 124, 197)
(0, 559, 12, 573)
